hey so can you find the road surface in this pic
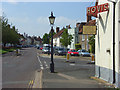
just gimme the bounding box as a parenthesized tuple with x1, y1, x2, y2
(2, 48, 39, 88)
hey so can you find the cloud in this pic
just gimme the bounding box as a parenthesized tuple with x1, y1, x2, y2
(8, 17, 31, 25)
(36, 16, 79, 37)
(37, 16, 49, 25)
(2, 0, 18, 4)
(1, 0, 95, 2)
(37, 16, 76, 28)
(0, 3, 2, 16)
(55, 16, 76, 28)
(7, 16, 84, 38)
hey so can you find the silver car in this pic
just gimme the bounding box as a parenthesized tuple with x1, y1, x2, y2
(78, 49, 91, 57)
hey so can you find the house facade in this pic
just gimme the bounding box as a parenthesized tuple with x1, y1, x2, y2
(68, 28, 79, 49)
(53, 27, 64, 47)
(78, 22, 93, 51)
(95, 0, 120, 87)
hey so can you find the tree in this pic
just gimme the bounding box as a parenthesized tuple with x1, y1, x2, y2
(1, 16, 20, 46)
(42, 33, 49, 44)
(60, 29, 73, 48)
(42, 31, 56, 44)
(88, 35, 95, 54)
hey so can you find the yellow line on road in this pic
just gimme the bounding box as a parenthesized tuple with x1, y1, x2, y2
(28, 80, 34, 89)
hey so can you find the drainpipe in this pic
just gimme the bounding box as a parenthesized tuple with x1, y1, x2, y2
(108, 0, 117, 84)
(113, 2, 116, 84)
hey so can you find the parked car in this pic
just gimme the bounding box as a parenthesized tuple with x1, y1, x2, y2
(16, 45, 22, 48)
(77, 49, 91, 57)
(40, 47, 43, 50)
(42, 47, 51, 54)
(54, 47, 66, 56)
(68, 49, 79, 56)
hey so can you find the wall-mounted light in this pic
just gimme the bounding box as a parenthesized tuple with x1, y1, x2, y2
(119, 19, 120, 23)
(106, 49, 111, 54)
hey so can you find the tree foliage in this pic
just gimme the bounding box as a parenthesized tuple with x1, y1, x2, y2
(42, 33, 49, 44)
(42, 31, 56, 44)
(1, 16, 20, 46)
(88, 35, 95, 54)
(60, 29, 73, 48)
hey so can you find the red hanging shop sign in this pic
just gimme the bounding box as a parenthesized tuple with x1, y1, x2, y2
(87, 3, 109, 17)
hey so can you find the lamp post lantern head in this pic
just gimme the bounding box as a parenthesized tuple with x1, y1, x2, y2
(49, 12, 55, 25)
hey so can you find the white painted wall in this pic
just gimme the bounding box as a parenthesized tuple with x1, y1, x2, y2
(53, 37, 61, 47)
(95, 0, 120, 87)
(117, 0, 120, 87)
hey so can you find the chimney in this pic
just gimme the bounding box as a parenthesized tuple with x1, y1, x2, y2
(56, 27, 59, 33)
(76, 23, 80, 27)
(7, 24, 10, 29)
(95, 0, 98, 6)
(66, 25, 71, 29)
(68, 25, 71, 29)
(87, 16, 92, 22)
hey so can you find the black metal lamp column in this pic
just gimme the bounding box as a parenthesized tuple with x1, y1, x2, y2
(49, 12, 55, 73)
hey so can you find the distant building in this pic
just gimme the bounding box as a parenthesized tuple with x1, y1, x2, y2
(33, 36, 42, 46)
(53, 27, 65, 47)
(68, 27, 79, 49)
(76, 19, 96, 51)
(19, 33, 42, 46)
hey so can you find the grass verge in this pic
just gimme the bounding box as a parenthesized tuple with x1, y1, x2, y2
(0, 48, 18, 54)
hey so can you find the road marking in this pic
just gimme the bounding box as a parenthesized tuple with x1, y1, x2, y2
(33, 70, 43, 88)
(57, 73, 76, 80)
(44, 61, 49, 68)
(69, 64, 75, 66)
(28, 80, 34, 88)
(80, 65, 93, 67)
(37, 53, 39, 56)
(37, 56, 44, 70)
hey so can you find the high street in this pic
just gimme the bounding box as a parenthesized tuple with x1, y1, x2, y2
(2, 47, 112, 88)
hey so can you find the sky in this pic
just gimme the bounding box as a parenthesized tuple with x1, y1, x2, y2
(1, 0, 96, 38)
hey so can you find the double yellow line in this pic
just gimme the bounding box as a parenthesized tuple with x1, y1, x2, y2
(28, 80, 34, 89)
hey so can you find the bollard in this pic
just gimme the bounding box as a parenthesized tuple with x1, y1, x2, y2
(66, 53, 70, 62)
(16, 49, 18, 55)
(91, 54, 95, 62)
(16, 49, 20, 56)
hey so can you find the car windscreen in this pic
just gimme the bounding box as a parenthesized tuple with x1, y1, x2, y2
(82, 50, 87, 52)
(59, 48, 64, 50)
(71, 50, 76, 52)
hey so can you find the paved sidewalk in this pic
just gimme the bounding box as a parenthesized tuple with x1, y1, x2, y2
(41, 58, 109, 88)
(35, 50, 114, 88)
(42, 68, 107, 88)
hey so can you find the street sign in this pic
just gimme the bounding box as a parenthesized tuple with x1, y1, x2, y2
(87, 3, 109, 17)
(83, 26, 96, 35)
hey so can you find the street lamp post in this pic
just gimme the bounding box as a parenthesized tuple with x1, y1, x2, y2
(47, 36, 50, 55)
(49, 12, 55, 73)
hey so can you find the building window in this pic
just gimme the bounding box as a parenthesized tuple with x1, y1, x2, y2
(87, 35, 89, 41)
(82, 43, 85, 49)
(82, 35, 85, 41)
